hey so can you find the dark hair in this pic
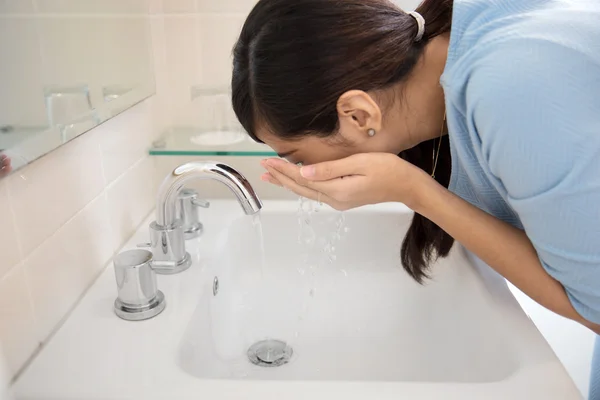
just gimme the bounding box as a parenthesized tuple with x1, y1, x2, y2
(232, 0, 455, 283)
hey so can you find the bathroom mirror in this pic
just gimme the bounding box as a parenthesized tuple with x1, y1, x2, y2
(0, 0, 155, 176)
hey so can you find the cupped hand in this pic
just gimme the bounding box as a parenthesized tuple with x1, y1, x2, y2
(260, 153, 429, 211)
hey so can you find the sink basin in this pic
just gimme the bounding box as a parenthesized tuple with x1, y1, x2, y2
(180, 203, 517, 382)
(13, 200, 581, 400)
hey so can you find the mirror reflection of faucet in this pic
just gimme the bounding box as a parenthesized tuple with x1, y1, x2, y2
(43, 85, 102, 143)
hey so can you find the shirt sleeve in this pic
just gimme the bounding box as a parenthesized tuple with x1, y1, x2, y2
(466, 38, 600, 323)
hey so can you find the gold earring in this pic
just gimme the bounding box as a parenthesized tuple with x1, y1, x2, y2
(431, 111, 446, 179)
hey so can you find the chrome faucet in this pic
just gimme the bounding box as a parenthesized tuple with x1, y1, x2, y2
(149, 161, 262, 274)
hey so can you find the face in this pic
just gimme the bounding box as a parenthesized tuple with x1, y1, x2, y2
(255, 88, 442, 166)
(254, 37, 449, 166)
(255, 130, 356, 165)
(255, 89, 412, 166)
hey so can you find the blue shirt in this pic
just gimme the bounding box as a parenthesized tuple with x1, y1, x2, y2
(441, 0, 600, 323)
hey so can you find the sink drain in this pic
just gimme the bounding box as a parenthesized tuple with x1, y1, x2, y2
(247, 339, 293, 367)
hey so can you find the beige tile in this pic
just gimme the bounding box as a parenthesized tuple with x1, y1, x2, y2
(0, 17, 46, 127)
(163, 16, 202, 125)
(0, 265, 39, 377)
(33, 0, 150, 14)
(162, 0, 196, 13)
(98, 100, 153, 184)
(0, 0, 34, 14)
(150, 16, 168, 98)
(106, 157, 155, 247)
(7, 131, 104, 257)
(198, 14, 246, 86)
(0, 181, 22, 279)
(149, 0, 162, 14)
(149, 16, 173, 135)
(196, 0, 257, 14)
(149, 94, 171, 142)
(24, 193, 114, 340)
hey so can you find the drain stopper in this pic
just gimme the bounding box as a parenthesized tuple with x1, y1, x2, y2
(247, 339, 293, 367)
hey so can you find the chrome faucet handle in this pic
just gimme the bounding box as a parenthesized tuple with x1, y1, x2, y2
(113, 249, 166, 321)
(176, 188, 209, 240)
(149, 221, 191, 275)
(192, 198, 210, 208)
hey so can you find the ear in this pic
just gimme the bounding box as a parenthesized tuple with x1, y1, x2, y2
(336, 90, 383, 141)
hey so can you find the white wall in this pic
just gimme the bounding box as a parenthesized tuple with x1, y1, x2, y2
(0, 97, 166, 380)
(0, 344, 13, 400)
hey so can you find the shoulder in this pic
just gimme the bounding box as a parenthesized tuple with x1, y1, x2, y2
(445, 0, 600, 93)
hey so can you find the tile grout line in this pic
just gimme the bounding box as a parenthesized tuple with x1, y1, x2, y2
(9, 204, 157, 386)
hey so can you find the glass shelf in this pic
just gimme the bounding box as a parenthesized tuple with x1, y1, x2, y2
(149, 126, 277, 157)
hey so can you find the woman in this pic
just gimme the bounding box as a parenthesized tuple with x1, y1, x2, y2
(232, 0, 600, 396)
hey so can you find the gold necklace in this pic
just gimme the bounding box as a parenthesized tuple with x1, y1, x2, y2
(431, 111, 446, 179)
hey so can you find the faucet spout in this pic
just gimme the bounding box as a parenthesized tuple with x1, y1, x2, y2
(156, 161, 262, 227)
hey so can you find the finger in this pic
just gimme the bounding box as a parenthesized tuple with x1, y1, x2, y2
(266, 165, 333, 203)
(264, 157, 363, 199)
(300, 154, 366, 182)
(263, 158, 315, 188)
(261, 159, 300, 179)
(260, 172, 282, 187)
(307, 175, 365, 201)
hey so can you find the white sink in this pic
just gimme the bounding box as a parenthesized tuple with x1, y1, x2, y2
(180, 204, 517, 382)
(14, 200, 581, 399)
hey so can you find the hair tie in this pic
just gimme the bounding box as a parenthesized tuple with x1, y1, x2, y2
(408, 11, 425, 42)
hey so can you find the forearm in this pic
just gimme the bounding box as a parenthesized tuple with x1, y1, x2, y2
(410, 173, 600, 333)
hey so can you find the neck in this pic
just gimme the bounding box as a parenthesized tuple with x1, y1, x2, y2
(394, 33, 450, 149)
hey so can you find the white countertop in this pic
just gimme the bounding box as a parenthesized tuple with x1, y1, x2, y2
(13, 201, 582, 400)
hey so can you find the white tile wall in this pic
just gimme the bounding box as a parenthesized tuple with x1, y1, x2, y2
(7, 127, 105, 257)
(160, 0, 197, 14)
(33, 0, 151, 14)
(106, 156, 156, 247)
(0, 266, 37, 376)
(24, 193, 115, 340)
(162, 16, 203, 126)
(0, 96, 164, 380)
(197, 14, 246, 86)
(0, 0, 34, 14)
(195, 0, 257, 14)
(0, 181, 21, 278)
(155, 0, 253, 129)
